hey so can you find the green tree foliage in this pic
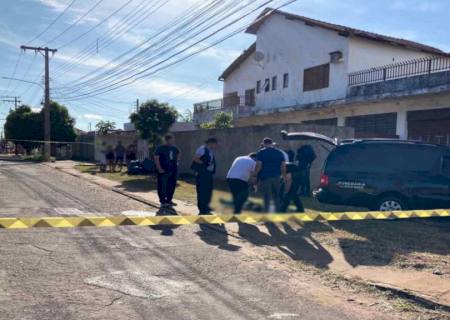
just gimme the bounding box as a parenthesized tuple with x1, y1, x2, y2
(95, 120, 116, 134)
(129, 99, 178, 148)
(200, 111, 233, 129)
(4, 101, 77, 153)
(4, 105, 41, 152)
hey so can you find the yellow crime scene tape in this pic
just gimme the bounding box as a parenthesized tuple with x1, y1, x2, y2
(0, 209, 448, 229)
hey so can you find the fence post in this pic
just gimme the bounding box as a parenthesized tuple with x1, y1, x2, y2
(382, 68, 387, 81)
(428, 59, 432, 74)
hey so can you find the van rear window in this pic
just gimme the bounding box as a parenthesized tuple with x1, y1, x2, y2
(326, 144, 441, 173)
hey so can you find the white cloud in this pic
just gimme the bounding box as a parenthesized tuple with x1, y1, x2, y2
(36, 0, 70, 12)
(133, 78, 221, 102)
(83, 113, 103, 120)
(31, 107, 42, 112)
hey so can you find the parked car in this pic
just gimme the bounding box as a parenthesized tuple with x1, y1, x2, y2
(281, 131, 450, 211)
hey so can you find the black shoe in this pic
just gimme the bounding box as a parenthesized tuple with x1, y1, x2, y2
(166, 201, 177, 207)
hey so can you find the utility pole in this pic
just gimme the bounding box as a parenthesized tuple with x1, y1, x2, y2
(136, 98, 139, 112)
(0, 96, 21, 109)
(20, 46, 57, 161)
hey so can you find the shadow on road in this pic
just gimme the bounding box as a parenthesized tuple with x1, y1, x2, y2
(237, 222, 334, 269)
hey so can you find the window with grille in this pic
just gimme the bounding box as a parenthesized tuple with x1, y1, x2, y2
(272, 76, 277, 90)
(264, 78, 270, 92)
(245, 89, 255, 107)
(283, 73, 289, 88)
(303, 63, 330, 91)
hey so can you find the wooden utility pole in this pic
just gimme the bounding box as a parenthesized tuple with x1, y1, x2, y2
(0, 96, 21, 109)
(20, 46, 57, 161)
(136, 98, 139, 112)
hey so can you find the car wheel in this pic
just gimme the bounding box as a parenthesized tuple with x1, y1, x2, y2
(376, 196, 405, 211)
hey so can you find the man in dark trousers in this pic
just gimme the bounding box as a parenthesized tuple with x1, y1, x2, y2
(192, 138, 218, 215)
(226, 153, 257, 213)
(255, 137, 287, 212)
(296, 144, 317, 196)
(280, 162, 304, 212)
(154, 134, 180, 207)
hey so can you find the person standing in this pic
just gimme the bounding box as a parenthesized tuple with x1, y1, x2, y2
(255, 138, 287, 212)
(296, 144, 316, 196)
(192, 138, 218, 215)
(154, 134, 180, 207)
(280, 162, 304, 212)
(226, 153, 257, 214)
(114, 141, 126, 171)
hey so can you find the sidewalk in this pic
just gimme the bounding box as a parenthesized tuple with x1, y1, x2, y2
(47, 160, 450, 309)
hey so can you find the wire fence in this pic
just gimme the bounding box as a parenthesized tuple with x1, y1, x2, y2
(348, 56, 450, 87)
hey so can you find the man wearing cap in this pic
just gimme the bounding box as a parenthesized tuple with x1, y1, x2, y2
(255, 137, 287, 212)
(192, 138, 218, 214)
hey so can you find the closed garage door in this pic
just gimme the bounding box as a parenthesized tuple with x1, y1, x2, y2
(408, 108, 450, 146)
(345, 113, 397, 138)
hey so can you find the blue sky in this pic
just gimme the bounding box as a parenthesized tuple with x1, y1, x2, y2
(1, 0, 449, 132)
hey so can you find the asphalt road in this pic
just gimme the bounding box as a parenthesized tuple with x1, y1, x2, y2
(0, 161, 390, 320)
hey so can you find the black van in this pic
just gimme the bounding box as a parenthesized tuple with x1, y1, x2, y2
(282, 132, 450, 211)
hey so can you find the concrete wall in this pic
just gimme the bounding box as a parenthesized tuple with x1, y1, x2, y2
(94, 132, 149, 162)
(235, 90, 450, 140)
(348, 37, 433, 73)
(349, 70, 450, 97)
(224, 14, 350, 109)
(172, 123, 354, 187)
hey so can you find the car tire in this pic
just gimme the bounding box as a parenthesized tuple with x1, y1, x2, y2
(375, 196, 406, 212)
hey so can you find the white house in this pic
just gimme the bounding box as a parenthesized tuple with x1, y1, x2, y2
(194, 8, 450, 145)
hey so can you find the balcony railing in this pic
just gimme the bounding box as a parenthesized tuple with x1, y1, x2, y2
(194, 95, 255, 113)
(348, 56, 450, 87)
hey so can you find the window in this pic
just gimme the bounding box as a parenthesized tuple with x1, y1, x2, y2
(272, 76, 277, 90)
(346, 113, 397, 138)
(326, 144, 442, 174)
(264, 78, 270, 92)
(245, 89, 256, 107)
(283, 73, 289, 88)
(303, 63, 330, 92)
(256, 80, 261, 94)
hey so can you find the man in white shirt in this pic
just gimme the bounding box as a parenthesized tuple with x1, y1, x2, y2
(226, 153, 257, 213)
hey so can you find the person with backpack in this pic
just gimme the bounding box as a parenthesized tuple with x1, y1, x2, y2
(191, 138, 218, 215)
(154, 134, 180, 207)
(296, 144, 317, 196)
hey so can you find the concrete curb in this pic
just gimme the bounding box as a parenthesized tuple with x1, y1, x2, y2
(204, 224, 450, 312)
(45, 162, 450, 312)
(44, 164, 160, 209)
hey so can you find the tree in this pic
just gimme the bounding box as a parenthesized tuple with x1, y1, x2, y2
(129, 99, 178, 148)
(200, 111, 233, 129)
(48, 101, 77, 143)
(4, 105, 42, 152)
(95, 120, 116, 134)
(4, 101, 77, 153)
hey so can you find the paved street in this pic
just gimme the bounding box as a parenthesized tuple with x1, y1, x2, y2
(0, 161, 397, 320)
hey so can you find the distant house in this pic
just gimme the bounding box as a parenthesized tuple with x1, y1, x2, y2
(194, 8, 450, 144)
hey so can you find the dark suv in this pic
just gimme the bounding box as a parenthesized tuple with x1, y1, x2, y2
(282, 132, 450, 211)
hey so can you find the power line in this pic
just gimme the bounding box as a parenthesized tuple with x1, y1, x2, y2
(54, 0, 289, 100)
(26, 0, 78, 45)
(43, 0, 106, 47)
(57, 0, 136, 50)
(53, 0, 239, 93)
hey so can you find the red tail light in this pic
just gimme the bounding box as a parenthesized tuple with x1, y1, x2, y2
(319, 174, 329, 187)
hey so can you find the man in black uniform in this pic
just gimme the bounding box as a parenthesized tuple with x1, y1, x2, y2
(192, 138, 218, 215)
(154, 134, 180, 207)
(280, 162, 304, 212)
